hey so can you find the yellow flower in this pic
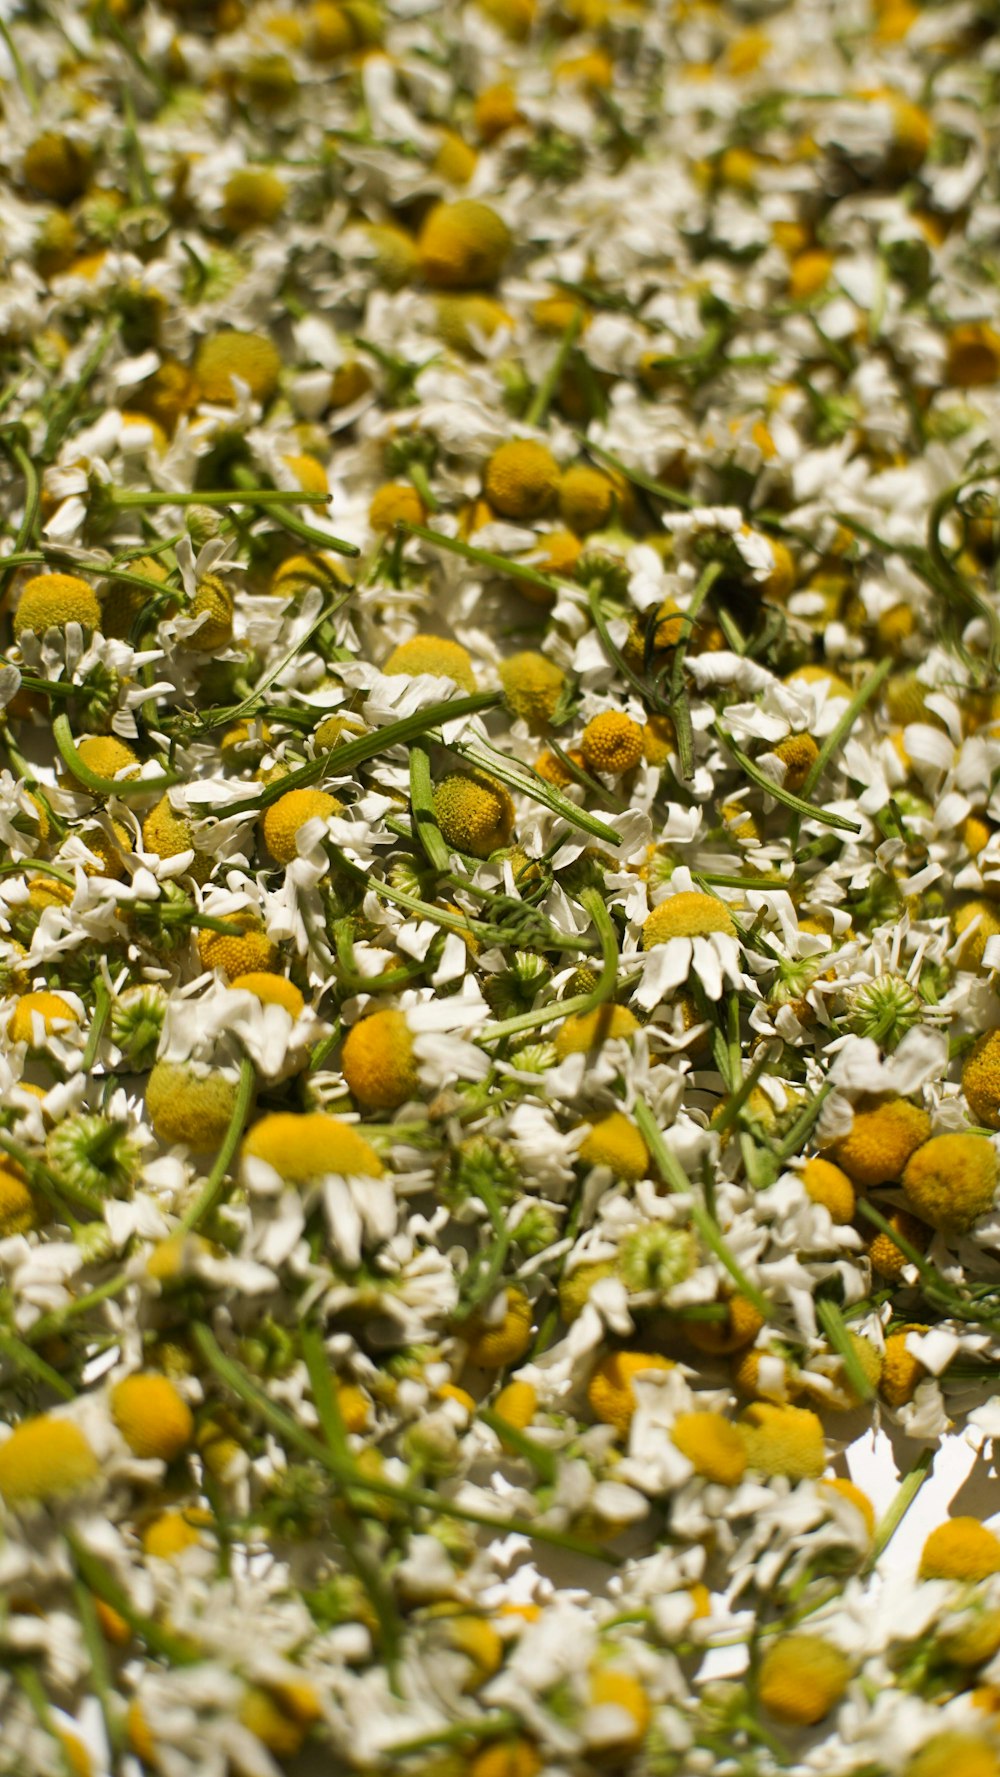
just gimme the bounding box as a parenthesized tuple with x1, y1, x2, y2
(558, 465, 615, 535)
(355, 221, 420, 288)
(0, 1415, 97, 1505)
(642, 890, 736, 948)
(9, 991, 79, 1044)
(821, 1476, 875, 1536)
(577, 1111, 649, 1181)
(475, 0, 535, 40)
(14, 573, 101, 639)
(23, 132, 91, 202)
(788, 248, 834, 300)
(586, 1669, 651, 1749)
(145, 1063, 240, 1150)
(142, 796, 208, 881)
(484, 440, 560, 521)
(587, 1350, 673, 1438)
(220, 168, 287, 233)
(685, 1294, 763, 1355)
(474, 82, 522, 142)
(773, 732, 819, 792)
(580, 711, 644, 777)
(903, 1131, 997, 1232)
(433, 129, 478, 185)
(963, 1031, 1000, 1129)
(271, 552, 350, 597)
(671, 1411, 747, 1485)
(369, 482, 426, 531)
(0, 1164, 43, 1238)
(468, 1740, 542, 1777)
(498, 651, 565, 732)
(758, 1635, 850, 1725)
(941, 1609, 1000, 1667)
(827, 1095, 931, 1187)
(920, 1518, 1000, 1582)
(66, 736, 140, 794)
(739, 1402, 826, 1478)
(197, 916, 277, 980)
(242, 1111, 382, 1180)
(801, 1156, 855, 1223)
(880, 1328, 927, 1407)
(492, 1380, 537, 1431)
(187, 574, 233, 650)
(905, 1735, 1000, 1777)
(239, 1687, 310, 1758)
(867, 1209, 930, 1279)
(111, 1373, 194, 1461)
(141, 1510, 203, 1561)
(947, 322, 1000, 389)
(436, 295, 513, 354)
(229, 973, 304, 1015)
(464, 1288, 533, 1369)
(261, 787, 341, 863)
(307, 1, 355, 57)
(558, 1259, 616, 1322)
(194, 330, 282, 403)
(807, 1333, 883, 1411)
(554, 1004, 639, 1059)
(434, 770, 514, 858)
(341, 1009, 418, 1109)
(383, 634, 477, 691)
(953, 899, 1000, 970)
(732, 1347, 801, 1402)
(418, 200, 512, 289)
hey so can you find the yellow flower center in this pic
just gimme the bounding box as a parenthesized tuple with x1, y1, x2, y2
(228, 972, 305, 1015)
(826, 1095, 931, 1188)
(577, 1111, 649, 1181)
(671, 1411, 748, 1485)
(341, 1008, 418, 1110)
(242, 1111, 382, 1180)
(498, 651, 566, 732)
(383, 634, 477, 691)
(261, 787, 341, 863)
(587, 1350, 673, 1438)
(484, 440, 560, 521)
(580, 711, 645, 777)
(433, 770, 515, 858)
(221, 168, 287, 233)
(801, 1156, 855, 1223)
(463, 1288, 533, 1369)
(111, 1373, 194, 1461)
(145, 1063, 240, 1150)
(903, 1131, 998, 1232)
(418, 200, 512, 289)
(758, 1634, 850, 1725)
(369, 482, 426, 531)
(14, 573, 101, 639)
(558, 465, 615, 535)
(194, 330, 282, 403)
(739, 1402, 826, 1478)
(0, 1415, 98, 1505)
(920, 1518, 1000, 1582)
(197, 916, 277, 981)
(554, 1004, 639, 1058)
(9, 991, 79, 1044)
(642, 890, 736, 947)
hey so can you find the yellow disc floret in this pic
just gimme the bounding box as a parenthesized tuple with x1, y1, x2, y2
(341, 1009, 418, 1109)
(221, 168, 287, 233)
(739, 1402, 826, 1478)
(758, 1635, 850, 1725)
(194, 330, 282, 403)
(801, 1156, 855, 1223)
(14, 573, 101, 639)
(142, 1511, 203, 1561)
(880, 1330, 927, 1407)
(947, 323, 1000, 390)
(369, 482, 426, 530)
(685, 1295, 763, 1355)
(145, 1063, 239, 1149)
(229, 973, 304, 1015)
(558, 466, 615, 535)
(905, 1735, 1000, 1777)
(773, 732, 820, 792)
(671, 1411, 748, 1485)
(498, 651, 566, 731)
(643, 890, 736, 948)
(0, 1415, 97, 1505)
(919, 1518, 1000, 1582)
(580, 711, 644, 777)
(464, 1288, 533, 1368)
(242, 1111, 382, 1180)
(142, 796, 207, 879)
(484, 440, 560, 521)
(383, 634, 476, 690)
(197, 916, 277, 980)
(577, 1111, 649, 1181)
(434, 770, 514, 858)
(0, 1164, 42, 1237)
(188, 574, 233, 650)
(587, 1351, 673, 1438)
(953, 900, 1000, 970)
(827, 1096, 931, 1187)
(903, 1132, 997, 1232)
(555, 1004, 639, 1057)
(23, 132, 91, 202)
(586, 1669, 651, 1750)
(9, 991, 79, 1044)
(418, 200, 512, 288)
(963, 1031, 1000, 1129)
(262, 788, 340, 863)
(111, 1373, 194, 1462)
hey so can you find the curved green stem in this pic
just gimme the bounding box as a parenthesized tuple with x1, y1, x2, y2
(52, 713, 178, 799)
(178, 1057, 256, 1234)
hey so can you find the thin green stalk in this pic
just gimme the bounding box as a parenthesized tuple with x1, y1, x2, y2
(26, 1271, 130, 1345)
(713, 721, 861, 834)
(110, 487, 330, 509)
(81, 979, 111, 1073)
(43, 317, 121, 460)
(864, 1446, 935, 1572)
(383, 1714, 518, 1760)
(409, 741, 451, 871)
(224, 691, 501, 815)
(193, 1324, 620, 1564)
(66, 1534, 202, 1665)
(0, 1328, 75, 1400)
(711, 1040, 780, 1136)
(399, 520, 571, 599)
(525, 309, 582, 427)
(72, 1576, 123, 1753)
(454, 741, 621, 847)
(576, 435, 696, 509)
(477, 1407, 557, 1483)
(268, 505, 360, 557)
(816, 1299, 875, 1403)
(53, 714, 178, 800)
(13, 1665, 77, 1777)
(633, 1098, 772, 1321)
(0, 17, 37, 108)
(799, 657, 893, 800)
(178, 1057, 256, 1233)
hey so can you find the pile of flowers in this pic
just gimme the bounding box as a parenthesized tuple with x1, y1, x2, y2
(2, 0, 1000, 1769)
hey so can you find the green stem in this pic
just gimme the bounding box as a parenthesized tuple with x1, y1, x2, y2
(478, 885, 618, 1044)
(816, 1298, 875, 1403)
(72, 1576, 123, 1753)
(52, 713, 178, 800)
(409, 741, 451, 871)
(267, 506, 360, 557)
(193, 1324, 620, 1564)
(0, 16, 37, 108)
(66, 1534, 202, 1665)
(713, 721, 861, 834)
(799, 657, 893, 801)
(865, 1447, 935, 1572)
(454, 741, 621, 847)
(178, 1057, 256, 1234)
(525, 310, 583, 428)
(0, 1328, 75, 1400)
(81, 979, 111, 1074)
(670, 561, 724, 778)
(110, 487, 329, 509)
(711, 1039, 780, 1137)
(13, 1664, 77, 1777)
(400, 520, 570, 599)
(477, 1407, 556, 1483)
(577, 435, 696, 510)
